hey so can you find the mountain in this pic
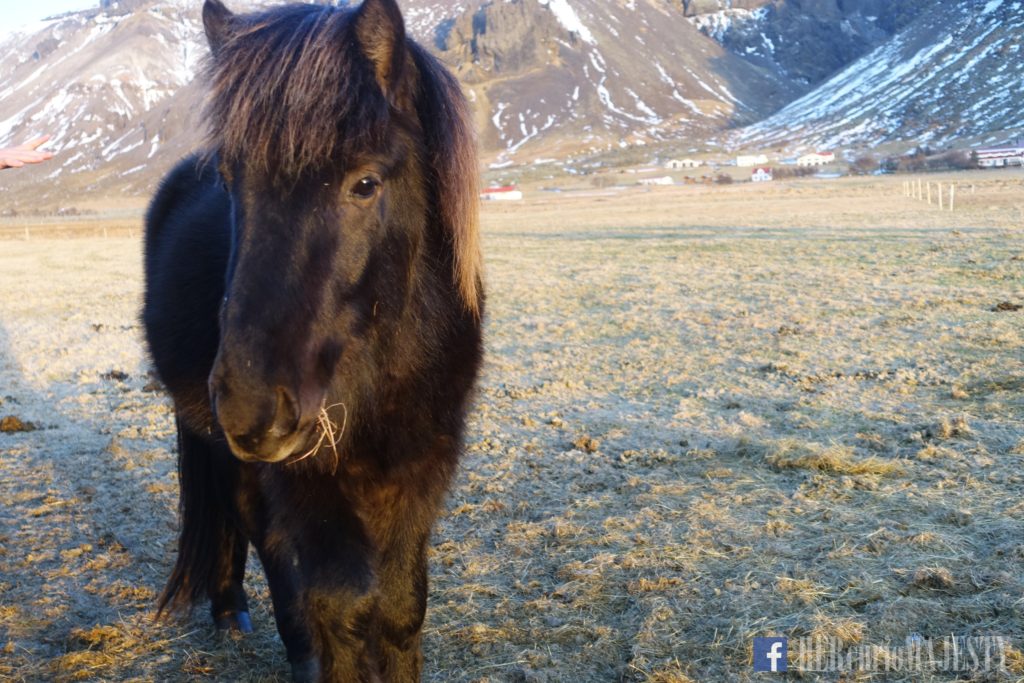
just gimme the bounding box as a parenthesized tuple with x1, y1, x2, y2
(685, 0, 930, 87)
(0, 0, 208, 203)
(0, 0, 1022, 207)
(430, 0, 796, 164)
(731, 0, 1024, 151)
(1, 0, 798, 204)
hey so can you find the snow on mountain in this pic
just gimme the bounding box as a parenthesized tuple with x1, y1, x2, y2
(688, 0, 931, 90)
(537, 0, 594, 44)
(433, 0, 795, 164)
(732, 0, 1024, 150)
(0, 0, 796, 202)
(0, 0, 1021, 206)
(688, 6, 768, 44)
(0, 0, 213, 197)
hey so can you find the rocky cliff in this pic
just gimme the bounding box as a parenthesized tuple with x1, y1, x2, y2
(687, 0, 933, 86)
(438, 0, 571, 80)
(733, 0, 1024, 150)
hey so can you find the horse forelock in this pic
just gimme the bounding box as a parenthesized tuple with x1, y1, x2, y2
(203, 2, 482, 316)
(204, 4, 388, 184)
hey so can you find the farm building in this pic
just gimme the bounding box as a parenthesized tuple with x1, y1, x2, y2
(666, 158, 701, 170)
(976, 146, 1024, 167)
(736, 154, 768, 167)
(797, 151, 836, 166)
(751, 167, 773, 182)
(480, 186, 523, 201)
(638, 176, 674, 186)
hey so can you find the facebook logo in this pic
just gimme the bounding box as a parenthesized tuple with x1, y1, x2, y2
(753, 637, 788, 672)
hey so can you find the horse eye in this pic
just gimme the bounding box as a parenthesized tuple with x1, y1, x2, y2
(350, 177, 380, 200)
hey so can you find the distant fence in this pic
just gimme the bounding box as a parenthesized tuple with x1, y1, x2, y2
(0, 208, 144, 240)
(901, 179, 975, 211)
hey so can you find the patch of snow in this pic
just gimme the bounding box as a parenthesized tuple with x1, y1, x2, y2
(492, 102, 509, 132)
(537, 0, 594, 45)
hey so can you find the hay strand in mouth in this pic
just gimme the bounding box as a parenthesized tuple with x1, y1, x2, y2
(287, 401, 347, 472)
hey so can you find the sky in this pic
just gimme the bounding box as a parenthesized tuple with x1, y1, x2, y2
(1, 0, 98, 36)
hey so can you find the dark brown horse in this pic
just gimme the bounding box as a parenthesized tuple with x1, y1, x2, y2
(142, 0, 483, 679)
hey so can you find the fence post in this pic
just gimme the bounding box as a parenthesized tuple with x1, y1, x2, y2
(927, 182, 932, 204)
(938, 184, 944, 210)
(950, 185, 956, 212)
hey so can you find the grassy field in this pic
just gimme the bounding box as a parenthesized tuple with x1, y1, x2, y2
(0, 173, 1022, 681)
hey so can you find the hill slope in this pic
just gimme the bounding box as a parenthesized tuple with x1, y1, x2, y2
(429, 0, 795, 164)
(0, 0, 207, 202)
(731, 0, 1024, 150)
(687, 0, 930, 88)
(0, 0, 799, 203)
(1, 0, 1022, 206)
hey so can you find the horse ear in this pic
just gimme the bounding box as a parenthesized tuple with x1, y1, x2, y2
(203, 0, 236, 56)
(354, 0, 407, 96)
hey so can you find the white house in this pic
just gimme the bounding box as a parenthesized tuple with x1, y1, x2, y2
(639, 176, 675, 186)
(976, 146, 1024, 167)
(797, 151, 836, 167)
(737, 154, 769, 167)
(751, 167, 773, 182)
(666, 158, 701, 170)
(480, 186, 523, 201)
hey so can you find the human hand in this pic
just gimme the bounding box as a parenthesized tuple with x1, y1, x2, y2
(0, 135, 54, 169)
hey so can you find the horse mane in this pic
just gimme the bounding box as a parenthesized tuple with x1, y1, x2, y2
(407, 43, 482, 316)
(203, 2, 482, 315)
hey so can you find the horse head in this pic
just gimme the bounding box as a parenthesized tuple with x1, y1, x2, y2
(200, 0, 481, 463)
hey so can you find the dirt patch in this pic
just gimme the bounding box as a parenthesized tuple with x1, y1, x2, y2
(0, 415, 36, 433)
(100, 370, 130, 382)
(991, 300, 1022, 312)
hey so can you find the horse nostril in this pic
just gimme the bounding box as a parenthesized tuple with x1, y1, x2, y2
(269, 386, 300, 438)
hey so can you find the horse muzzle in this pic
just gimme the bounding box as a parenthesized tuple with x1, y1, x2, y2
(210, 374, 322, 463)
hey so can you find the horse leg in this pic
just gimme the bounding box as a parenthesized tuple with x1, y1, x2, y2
(371, 451, 457, 682)
(264, 479, 382, 682)
(303, 557, 382, 683)
(210, 534, 251, 632)
(160, 422, 250, 633)
(359, 476, 448, 681)
(208, 448, 252, 633)
(226, 467, 319, 681)
(374, 531, 430, 682)
(255, 478, 433, 682)
(252, 540, 320, 682)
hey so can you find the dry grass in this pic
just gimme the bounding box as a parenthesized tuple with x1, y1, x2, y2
(0, 173, 1022, 681)
(765, 440, 903, 476)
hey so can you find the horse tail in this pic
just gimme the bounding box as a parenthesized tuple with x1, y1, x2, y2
(157, 421, 232, 615)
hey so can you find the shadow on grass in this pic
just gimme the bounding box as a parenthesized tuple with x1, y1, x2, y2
(0, 315, 287, 681)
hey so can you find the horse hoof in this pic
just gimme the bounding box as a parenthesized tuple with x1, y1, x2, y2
(214, 610, 253, 633)
(291, 658, 320, 683)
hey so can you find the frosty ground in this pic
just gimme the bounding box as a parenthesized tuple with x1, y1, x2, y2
(0, 175, 1022, 681)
